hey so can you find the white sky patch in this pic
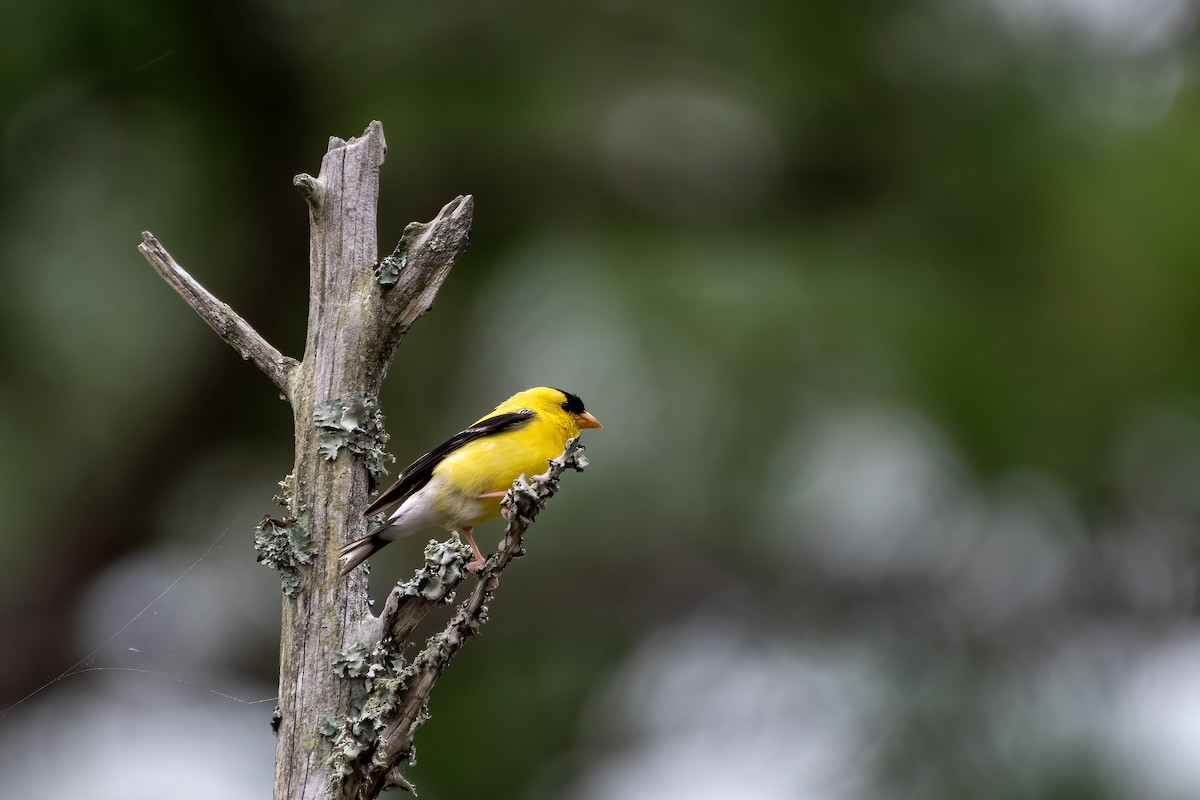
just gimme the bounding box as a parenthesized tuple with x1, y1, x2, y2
(983, 0, 1194, 54)
(765, 405, 974, 582)
(0, 676, 274, 799)
(555, 616, 881, 800)
(763, 403, 1082, 632)
(1106, 631, 1200, 800)
(979, 0, 1190, 125)
(0, 489, 281, 798)
(72, 540, 279, 678)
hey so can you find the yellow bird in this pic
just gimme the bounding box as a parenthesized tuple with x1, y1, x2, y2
(339, 387, 601, 577)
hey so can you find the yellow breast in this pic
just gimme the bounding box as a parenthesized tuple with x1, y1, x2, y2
(430, 411, 574, 524)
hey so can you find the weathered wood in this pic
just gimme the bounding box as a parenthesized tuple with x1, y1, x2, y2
(140, 121, 595, 799)
(138, 232, 299, 396)
(271, 122, 473, 800)
(271, 121, 389, 800)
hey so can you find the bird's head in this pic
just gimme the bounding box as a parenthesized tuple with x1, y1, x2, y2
(508, 386, 602, 433)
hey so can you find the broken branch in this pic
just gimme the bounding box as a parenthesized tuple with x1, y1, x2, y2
(138, 231, 299, 397)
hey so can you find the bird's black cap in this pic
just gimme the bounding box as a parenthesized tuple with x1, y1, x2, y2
(556, 389, 586, 414)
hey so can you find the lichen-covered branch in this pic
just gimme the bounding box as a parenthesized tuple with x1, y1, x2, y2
(361, 534, 474, 647)
(323, 537, 473, 794)
(138, 232, 299, 397)
(342, 438, 589, 799)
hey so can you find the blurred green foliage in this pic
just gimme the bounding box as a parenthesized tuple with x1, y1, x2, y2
(3, 1, 1199, 798)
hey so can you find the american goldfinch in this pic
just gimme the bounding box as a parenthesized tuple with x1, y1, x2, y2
(339, 387, 601, 577)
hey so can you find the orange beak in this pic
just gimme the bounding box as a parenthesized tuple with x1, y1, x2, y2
(576, 411, 603, 429)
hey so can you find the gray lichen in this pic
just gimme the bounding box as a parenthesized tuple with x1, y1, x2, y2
(332, 641, 404, 679)
(331, 644, 371, 678)
(376, 222, 424, 286)
(314, 395, 393, 479)
(401, 535, 472, 603)
(272, 472, 298, 510)
(375, 252, 405, 286)
(254, 515, 315, 596)
(499, 437, 590, 533)
(325, 638, 410, 788)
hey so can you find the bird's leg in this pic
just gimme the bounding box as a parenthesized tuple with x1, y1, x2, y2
(460, 526, 500, 591)
(461, 526, 485, 572)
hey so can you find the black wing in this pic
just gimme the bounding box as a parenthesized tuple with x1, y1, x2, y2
(362, 410, 535, 517)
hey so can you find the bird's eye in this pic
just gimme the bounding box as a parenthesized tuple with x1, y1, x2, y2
(557, 390, 586, 415)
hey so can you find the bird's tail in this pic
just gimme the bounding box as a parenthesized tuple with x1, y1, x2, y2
(339, 530, 389, 577)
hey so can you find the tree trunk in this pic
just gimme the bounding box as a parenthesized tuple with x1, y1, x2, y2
(272, 122, 388, 800)
(140, 121, 586, 798)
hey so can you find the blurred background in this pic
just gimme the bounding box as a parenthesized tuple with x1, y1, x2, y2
(3, 0, 1200, 797)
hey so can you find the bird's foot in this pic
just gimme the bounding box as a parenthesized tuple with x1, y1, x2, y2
(466, 557, 500, 590)
(460, 561, 494, 592)
(461, 528, 498, 589)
